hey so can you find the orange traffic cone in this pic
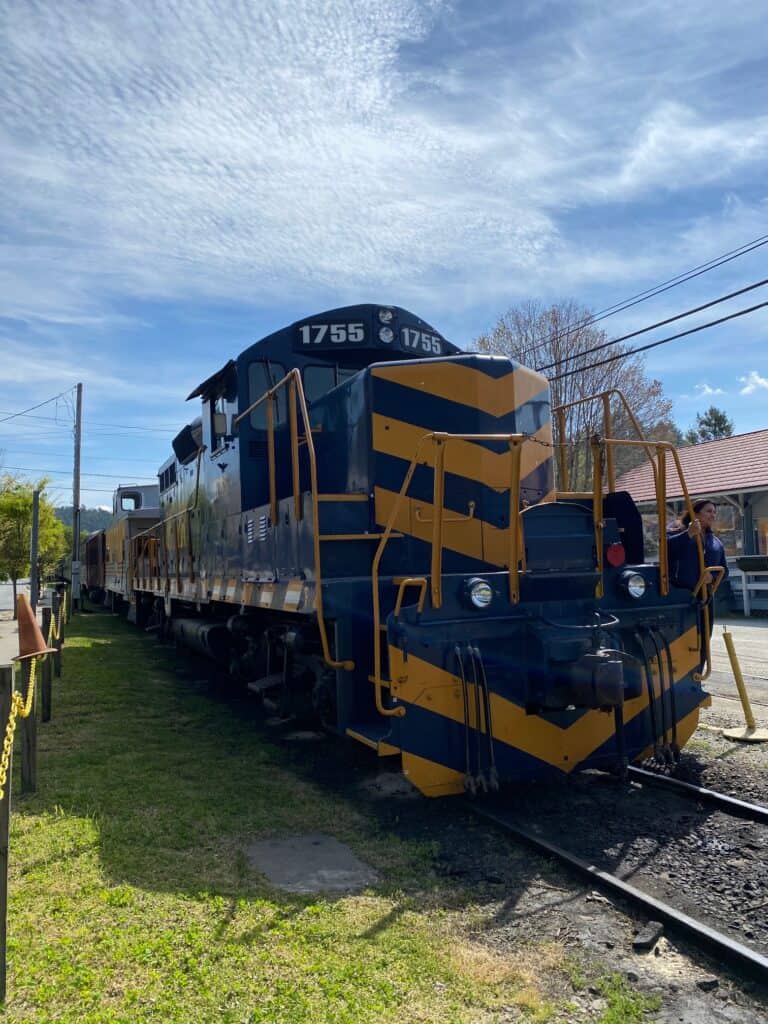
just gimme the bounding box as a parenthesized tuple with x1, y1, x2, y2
(12, 594, 56, 662)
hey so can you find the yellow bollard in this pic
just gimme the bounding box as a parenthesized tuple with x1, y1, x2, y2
(721, 627, 768, 742)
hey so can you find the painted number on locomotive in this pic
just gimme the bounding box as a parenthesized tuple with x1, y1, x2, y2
(299, 323, 365, 345)
(401, 328, 442, 354)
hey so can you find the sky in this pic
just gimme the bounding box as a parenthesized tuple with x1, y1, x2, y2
(1, 0, 768, 509)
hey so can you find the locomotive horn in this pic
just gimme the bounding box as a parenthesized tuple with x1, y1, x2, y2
(12, 594, 57, 662)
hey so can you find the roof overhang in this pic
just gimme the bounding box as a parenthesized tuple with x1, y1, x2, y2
(634, 483, 768, 510)
(186, 359, 236, 401)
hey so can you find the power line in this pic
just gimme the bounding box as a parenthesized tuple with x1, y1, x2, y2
(55, 486, 116, 495)
(0, 447, 158, 464)
(1, 465, 156, 480)
(0, 410, 72, 425)
(0, 388, 75, 425)
(536, 276, 768, 373)
(549, 300, 768, 381)
(514, 231, 768, 363)
(0, 408, 176, 433)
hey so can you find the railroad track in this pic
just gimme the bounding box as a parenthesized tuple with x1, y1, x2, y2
(706, 688, 768, 709)
(627, 765, 768, 825)
(467, 773, 768, 982)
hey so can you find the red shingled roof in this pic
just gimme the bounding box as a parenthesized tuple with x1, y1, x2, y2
(615, 428, 768, 504)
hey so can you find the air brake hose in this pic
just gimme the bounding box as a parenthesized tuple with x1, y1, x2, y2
(646, 628, 671, 763)
(635, 630, 660, 762)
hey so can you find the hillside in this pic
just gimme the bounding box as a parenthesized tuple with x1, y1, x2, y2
(55, 506, 112, 533)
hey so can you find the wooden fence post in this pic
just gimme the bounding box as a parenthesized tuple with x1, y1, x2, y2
(41, 606, 52, 723)
(0, 665, 13, 1004)
(20, 662, 36, 796)
(52, 593, 63, 679)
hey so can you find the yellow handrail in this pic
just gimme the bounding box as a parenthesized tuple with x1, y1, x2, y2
(371, 436, 429, 717)
(508, 438, 523, 604)
(130, 446, 204, 590)
(393, 577, 428, 616)
(591, 438, 605, 598)
(590, 436, 718, 680)
(554, 389, 659, 493)
(430, 439, 447, 608)
(371, 430, 526, 717)
(234, 368, 352, 672)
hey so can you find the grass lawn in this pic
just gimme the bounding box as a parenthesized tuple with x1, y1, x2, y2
(3, 612, 657, 1023)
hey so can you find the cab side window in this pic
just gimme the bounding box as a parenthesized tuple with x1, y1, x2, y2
(211, 394, 228, 451)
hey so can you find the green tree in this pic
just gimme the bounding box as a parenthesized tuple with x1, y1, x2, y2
(0, 476, 67, 616)
(684, 406, 735, 444)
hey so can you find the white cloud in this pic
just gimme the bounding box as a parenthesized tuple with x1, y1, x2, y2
(1, 0, 768, 329)
(739, 370, 768, 395)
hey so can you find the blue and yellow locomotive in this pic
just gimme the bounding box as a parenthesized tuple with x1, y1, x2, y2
(123, 303, 721, 796)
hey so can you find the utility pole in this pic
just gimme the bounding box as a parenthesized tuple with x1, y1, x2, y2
(29, 489, 40, 611)
(71, 382, 83, 611)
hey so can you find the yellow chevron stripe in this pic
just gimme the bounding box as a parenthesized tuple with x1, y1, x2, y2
(375, 485, 559, 567)
(388, 624, 701, 772)
(375, 485, 486, 561)
(372, 361, 549, 417)
(401, 752, 465, 797)
(372, 414, 553, 491)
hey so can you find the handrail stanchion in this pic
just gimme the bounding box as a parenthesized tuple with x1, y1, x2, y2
(430, 436, 447, 610)
(602, 394, 615, 493)
(289, 380, 302, 521)
(266, 396, 278, 526)
(591, 437, 605, 598)
(508, 438, 522, 604)
(556, 406, 569, 490)
(656, 445, 669, 596)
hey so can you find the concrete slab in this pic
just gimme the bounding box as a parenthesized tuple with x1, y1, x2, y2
(246, 834, 378, 894)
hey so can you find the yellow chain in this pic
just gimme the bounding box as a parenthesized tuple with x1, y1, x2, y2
(0, 657, 39, 802)
(48, 603, 62, 645)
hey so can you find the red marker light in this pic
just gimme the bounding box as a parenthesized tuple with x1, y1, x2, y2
(606, 542, 626, 567)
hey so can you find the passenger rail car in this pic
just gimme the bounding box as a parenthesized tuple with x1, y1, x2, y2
(103, 304, 720, 796)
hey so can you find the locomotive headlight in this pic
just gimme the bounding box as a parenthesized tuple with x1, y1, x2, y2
(467, 577, 493, 609)
(379, 326, 394, 343)
(378, 308, 394, 323)
(621, 571, 647, 599)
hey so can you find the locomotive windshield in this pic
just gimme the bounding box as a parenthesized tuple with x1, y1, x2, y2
(303, 364, 358, 403)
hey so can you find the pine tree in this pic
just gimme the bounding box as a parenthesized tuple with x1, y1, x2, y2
(684, 406, 735, 445)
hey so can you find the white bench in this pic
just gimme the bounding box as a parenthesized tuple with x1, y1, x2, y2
(730, 567, 768, 617)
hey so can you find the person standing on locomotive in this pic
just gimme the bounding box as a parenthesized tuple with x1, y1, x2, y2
(667, 499, 729, 593)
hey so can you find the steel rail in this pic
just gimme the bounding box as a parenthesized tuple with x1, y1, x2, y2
(627, 766, 768, 825)
(706, 690, 768, 709)
(469, 803, 768, 981)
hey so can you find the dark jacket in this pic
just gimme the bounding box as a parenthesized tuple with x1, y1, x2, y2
(667, 528, 729, 591)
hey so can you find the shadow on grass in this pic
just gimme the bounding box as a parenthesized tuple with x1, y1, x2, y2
(17, 611, 553, 928)
(17, 610, 730, 948)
